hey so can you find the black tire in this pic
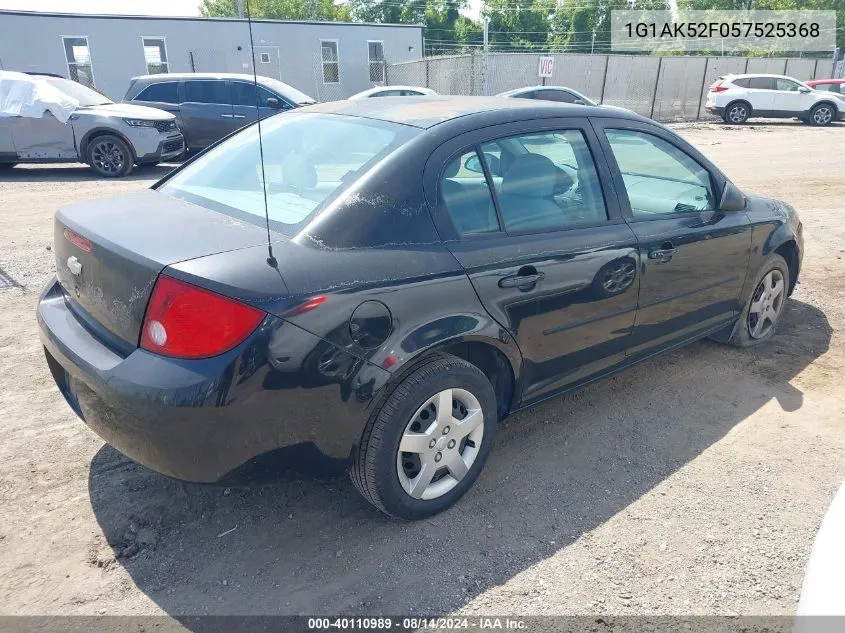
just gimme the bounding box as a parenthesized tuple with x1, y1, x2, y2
(351, 353, 498, 520)
(808, 103, 836, 127)
(728, 254, 790, 348)
(0, 162, 17, 170)
(723, 101, 750, 125)
(86, 134, 134, 178)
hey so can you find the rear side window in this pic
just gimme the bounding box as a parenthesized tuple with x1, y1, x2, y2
(159, 114, 418, 235)
(480, 130, 608, 233)
(731, 78, 750, 88)
(748, 77, 775, 90)
(440, 149, 500, 236)
(183, 80, 230, 104)
(134, 82, 178, 104)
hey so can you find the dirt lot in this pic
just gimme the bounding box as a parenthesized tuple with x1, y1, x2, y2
(0, 122, 843, 618)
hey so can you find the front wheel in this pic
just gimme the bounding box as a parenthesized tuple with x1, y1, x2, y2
(351, 354, 497, 519)
(86, 134, 133, 178)
(729, 254, 790, 347)
(809, 103, 835, 127)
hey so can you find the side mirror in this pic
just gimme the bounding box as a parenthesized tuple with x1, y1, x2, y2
(798, 87, 811, 93)
(265, 97, 281, 109)
(719, 181, 746, 212)
(464, 155, 483, 173)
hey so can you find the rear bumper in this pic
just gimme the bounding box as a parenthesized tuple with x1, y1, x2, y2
(706, 105, 724, 116)
(37, 277, 383, 482)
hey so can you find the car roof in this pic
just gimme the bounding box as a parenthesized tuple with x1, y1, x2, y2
(725, 73, 798, 80)
(131, 72, 279, 84)
(303, 95, 644, 129)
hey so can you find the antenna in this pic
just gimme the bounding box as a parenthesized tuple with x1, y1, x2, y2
(245, 0, 277, 268)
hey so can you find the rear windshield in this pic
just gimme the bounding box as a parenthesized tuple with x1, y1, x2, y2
(159, 113, 418, 235)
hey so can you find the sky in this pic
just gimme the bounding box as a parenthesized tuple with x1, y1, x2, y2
(0, 0, 483, 19)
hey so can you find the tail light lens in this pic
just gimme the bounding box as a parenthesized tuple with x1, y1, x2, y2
(140, 274, 265, 359)
(710, 82, 729, 93)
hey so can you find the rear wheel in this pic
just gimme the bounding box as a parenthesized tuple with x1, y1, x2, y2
(809, 103, 835, 127)
(351, 354, 497, 519)
(724, 102, 750, 125)
(86, 134, 133, 178)
(729, 254, 790, 347)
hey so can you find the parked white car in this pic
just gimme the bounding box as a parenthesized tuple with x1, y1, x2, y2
(705, 73, 842, 126)
(348, 86, 437, 99)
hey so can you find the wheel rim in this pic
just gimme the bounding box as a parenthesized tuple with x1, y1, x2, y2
(747, 269, 786, 339)
(92, 140, 125, 174)
(813, 106, 832, 125)
(602, 261, 636, 294)
(728, 105, 746, 123)
(396, 388, 484, 501)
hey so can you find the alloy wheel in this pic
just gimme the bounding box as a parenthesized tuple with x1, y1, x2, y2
(747, 269, 785, 339)
(92, 140, 126, 175)
(396, 388, 484, 500)
(728, 105, 747, 124)
(813, 106, 833, 125)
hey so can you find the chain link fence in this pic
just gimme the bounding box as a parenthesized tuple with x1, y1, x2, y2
(387, 52, 835, 122)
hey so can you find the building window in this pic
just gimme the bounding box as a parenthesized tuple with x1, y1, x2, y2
(321, 40, 339, 84)
(62, 36, 94, 87)
(142, 37, 169, 74)
(368, 41, 385, 83)
(260, 52, 271, 63)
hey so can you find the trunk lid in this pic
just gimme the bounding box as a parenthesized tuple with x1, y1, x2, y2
(54, 189, 272, 348)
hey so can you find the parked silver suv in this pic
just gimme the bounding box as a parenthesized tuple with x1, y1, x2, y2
(0, 72, 184, 177)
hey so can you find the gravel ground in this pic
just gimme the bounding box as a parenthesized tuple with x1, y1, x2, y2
(0, 122, 843, 617)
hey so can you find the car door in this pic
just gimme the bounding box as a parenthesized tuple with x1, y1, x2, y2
(426, 118, 640, 405)
(591, 118, 751, 359)
(745, 76, 776, 115)
(230, 81, 293, 128)
(179, 79, 236, 150)
(771, 77, 811, 115)
(11, 111, 77, 160)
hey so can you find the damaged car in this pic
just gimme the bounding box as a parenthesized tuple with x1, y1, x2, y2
(0, 71, 184, 177)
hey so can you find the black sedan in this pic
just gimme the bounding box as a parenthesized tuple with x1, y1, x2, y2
(38, 97, 803, 520)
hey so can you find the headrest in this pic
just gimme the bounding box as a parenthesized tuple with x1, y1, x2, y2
(501, 153, 557, 198)
(444, 157, 461, 178)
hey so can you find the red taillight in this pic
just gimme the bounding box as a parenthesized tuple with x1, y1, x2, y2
(140, 275, 265, 359)
(64, 228, 92, 252)
(710, 83, 729, 93)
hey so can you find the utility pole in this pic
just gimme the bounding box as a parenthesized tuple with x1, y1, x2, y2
(482, 17, 490, 96)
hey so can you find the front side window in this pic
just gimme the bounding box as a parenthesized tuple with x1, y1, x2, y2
(321, 41, 339, 84)
(775, 78, 802, 91)
(479, 130, 607, 233)
(142, 38, 168, 74)
(160, 114, 418, 236)
(183, 80, 230, 105)
(440, 149, 500, 236)
(537, 90, 577, 103)
(605, 129, 715, 218)
(368, 41, 385, 82)
(231, 82, 291, 109)
(62, 36, 94, 88)
(135, 81, 178, 104)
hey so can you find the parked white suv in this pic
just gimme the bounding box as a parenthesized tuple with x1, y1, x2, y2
(705, 73, 842, 126)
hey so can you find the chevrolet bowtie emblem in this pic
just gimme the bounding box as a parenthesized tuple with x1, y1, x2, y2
(67, 256, 82, 276)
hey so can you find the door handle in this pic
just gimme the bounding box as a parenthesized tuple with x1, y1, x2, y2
(233, 114, 246, 119)
(220, 113, 234, 118)
(648, 243, 678, 263)
(499, 271, 545, 289)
